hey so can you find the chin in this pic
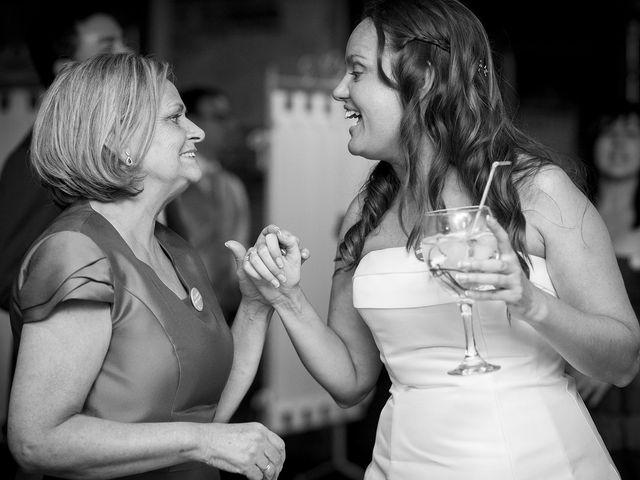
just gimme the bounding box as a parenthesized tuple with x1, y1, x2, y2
(347, 140, 368, 158)
(184, 165, 203, 184)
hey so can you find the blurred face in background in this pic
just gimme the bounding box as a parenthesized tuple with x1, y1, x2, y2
(595, 113, 640, 180)
(73, 13, 131, 62)
(190, 94, 232, 160)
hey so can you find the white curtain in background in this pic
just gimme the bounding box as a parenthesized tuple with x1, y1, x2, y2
(261, 84, 372, 435)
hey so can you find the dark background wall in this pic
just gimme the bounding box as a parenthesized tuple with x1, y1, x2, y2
(2, 0, 638, 125)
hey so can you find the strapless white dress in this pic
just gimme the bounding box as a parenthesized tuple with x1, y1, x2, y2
(352, 247, 619, 479)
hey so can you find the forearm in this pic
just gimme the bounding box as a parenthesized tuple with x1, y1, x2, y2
(9, 414, 205, 479)
(214, 298, 274, 422)
(521, 288, 640, 385)
(273, 289, 375, 406)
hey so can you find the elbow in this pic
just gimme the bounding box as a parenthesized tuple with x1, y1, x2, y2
(332, 388, 373, 409)
(8, 429, 47, 474)
(334, 397, 360, 409)
(614, 347, 640, 388)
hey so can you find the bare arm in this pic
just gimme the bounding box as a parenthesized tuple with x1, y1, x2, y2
(213, 297, 274, 423)
(269, 257, 382, 407)
(8, 300, 284, 479)
(213, 241, 275, 423)
(464, 166, 640, 385)
(244, 201, 382, 407)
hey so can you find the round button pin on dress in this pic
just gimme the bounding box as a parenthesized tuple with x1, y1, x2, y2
(190, 287, 203, 311)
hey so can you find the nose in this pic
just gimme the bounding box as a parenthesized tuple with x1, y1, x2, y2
(187, 117, 205, 143)
(332, 73, 349, 102)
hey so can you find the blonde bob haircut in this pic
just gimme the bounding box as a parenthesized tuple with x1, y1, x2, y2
(31, 52, 172, 206)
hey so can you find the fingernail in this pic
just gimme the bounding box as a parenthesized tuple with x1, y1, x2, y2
(271, 279, 280, 288)
(278, 274, 287, 283)
(224, 242, 230, 248)
(276, 258, 284, 269)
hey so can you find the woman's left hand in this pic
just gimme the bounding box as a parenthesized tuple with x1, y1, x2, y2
(225, 225, 310, 307)
(225, 240, 270, 306)
(455, 216, 543, 321)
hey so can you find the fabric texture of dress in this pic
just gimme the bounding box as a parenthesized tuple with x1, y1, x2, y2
(352, 246, 619, 480)
(10, 201, 234, 480)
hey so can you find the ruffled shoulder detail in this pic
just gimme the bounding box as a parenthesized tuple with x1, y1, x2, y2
(17, 230, 114, 323)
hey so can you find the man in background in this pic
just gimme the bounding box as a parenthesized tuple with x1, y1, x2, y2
(0, 5, 131, 311)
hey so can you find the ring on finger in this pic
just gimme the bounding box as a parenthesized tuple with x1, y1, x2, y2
(259, 462, 274, 477)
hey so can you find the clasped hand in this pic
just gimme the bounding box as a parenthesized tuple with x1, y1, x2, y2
(241, 225, 309, 304)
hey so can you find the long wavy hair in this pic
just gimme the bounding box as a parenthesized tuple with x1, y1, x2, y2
(338, 0, 562, 276)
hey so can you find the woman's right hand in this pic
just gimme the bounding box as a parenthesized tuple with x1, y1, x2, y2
(198, 422, 285, 479)
(243, 225, 307, 306)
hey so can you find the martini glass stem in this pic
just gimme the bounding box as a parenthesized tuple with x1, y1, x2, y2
(459, 301, 480, 360)
(448, 300, 500, 375)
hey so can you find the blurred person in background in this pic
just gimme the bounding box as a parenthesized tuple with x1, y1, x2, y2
(0, 4, 132, 312)
(570, 101, 640, 479)
(8, 52, 285, 480)
(165, 87, 251, 323)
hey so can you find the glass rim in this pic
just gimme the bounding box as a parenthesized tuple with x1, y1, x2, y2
(425, 205, 492, 215)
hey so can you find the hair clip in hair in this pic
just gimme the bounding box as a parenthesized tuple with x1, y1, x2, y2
(478, 61, 488, 77)
(402, 36, 450, 53)
(125, 151, 133, 166)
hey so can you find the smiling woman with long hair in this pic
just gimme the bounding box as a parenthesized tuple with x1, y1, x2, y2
(239, 0, 640, 478)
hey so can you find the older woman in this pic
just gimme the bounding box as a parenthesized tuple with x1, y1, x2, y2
(8, 53, 284, 480)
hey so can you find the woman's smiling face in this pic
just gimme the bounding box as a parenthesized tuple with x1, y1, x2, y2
(332, 18, 404, 164)
(140, 81, 205, 198)
(595, 113, 640, 180)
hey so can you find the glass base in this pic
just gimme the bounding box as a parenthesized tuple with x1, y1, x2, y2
(448, 356, 501, 376)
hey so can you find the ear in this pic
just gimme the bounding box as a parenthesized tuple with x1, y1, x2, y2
(421, 64, 434, 96)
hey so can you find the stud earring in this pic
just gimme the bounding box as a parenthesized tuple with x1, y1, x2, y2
(125, 151, 133, 166)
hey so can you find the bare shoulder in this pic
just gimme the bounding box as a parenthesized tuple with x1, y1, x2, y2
(518, 164, 592, 231)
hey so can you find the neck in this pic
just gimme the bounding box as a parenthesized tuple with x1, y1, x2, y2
(89, 197, 161, 256)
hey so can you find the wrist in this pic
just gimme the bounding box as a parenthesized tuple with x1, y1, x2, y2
(238, 297, 275, 321)
(189, 422, 230, 467)
(519, 287, 550, 326)
(183, 423, 209, 463)
(272, 287, 306, 316)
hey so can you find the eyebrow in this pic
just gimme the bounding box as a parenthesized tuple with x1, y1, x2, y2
(167, 103, 186, 114)
(345, 53, 367, 66)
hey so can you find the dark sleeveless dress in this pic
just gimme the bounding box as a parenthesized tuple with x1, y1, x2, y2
(10, 201, 234, 480)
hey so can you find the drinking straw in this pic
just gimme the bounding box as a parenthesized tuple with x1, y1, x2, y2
(471, 161, 512, 231)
